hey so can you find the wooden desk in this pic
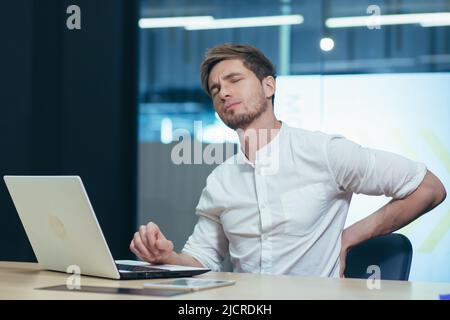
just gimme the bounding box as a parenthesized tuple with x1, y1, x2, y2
(1, 261, 449, 300)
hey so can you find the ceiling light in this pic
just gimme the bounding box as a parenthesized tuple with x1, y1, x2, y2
(320, 37, 335, 51)
(325, 12, 450, 28)
(138, 16, 213, 29)
(185, 15, 304, 30)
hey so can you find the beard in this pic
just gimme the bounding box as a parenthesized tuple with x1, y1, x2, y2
(221, 96, 268, 130)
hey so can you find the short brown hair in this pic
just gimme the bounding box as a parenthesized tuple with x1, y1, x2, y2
(200, 44, 276, 97)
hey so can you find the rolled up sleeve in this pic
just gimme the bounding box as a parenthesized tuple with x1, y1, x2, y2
(182, 215, 228, 272)
(326, 135, 427, 199)
(181, 174, 228, 272)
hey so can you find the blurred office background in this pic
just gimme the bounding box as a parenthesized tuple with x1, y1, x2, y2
(1, 0, 449, 283)
(137, 0, 450, 282)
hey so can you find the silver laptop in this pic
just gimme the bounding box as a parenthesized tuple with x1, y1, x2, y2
(3, 175, 210, 280)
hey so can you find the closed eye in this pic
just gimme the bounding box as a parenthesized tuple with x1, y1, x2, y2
(211, 88, 219, 97)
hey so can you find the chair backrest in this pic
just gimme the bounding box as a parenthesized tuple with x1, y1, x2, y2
(344, 233, 413, 281)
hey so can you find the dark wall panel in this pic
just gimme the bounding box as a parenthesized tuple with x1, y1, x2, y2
(0, 0, 35, 261)
(0, 0, 138, 261)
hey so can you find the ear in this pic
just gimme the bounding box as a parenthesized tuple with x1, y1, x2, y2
(262, 76, 276, 100)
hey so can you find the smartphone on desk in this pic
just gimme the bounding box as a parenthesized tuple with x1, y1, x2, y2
(143, 278, 236, 292)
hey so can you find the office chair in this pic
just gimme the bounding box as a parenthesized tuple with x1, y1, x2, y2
(344, 233, 413, 281)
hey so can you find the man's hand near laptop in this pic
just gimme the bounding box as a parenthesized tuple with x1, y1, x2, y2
(130, 222, 203, 268)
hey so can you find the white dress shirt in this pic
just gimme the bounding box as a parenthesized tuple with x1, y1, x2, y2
(182, 123, 427, 277)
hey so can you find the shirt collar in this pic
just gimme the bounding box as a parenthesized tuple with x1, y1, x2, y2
(237, 122, 284, 169)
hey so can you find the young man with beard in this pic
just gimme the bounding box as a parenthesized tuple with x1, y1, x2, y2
(130, 44, 446, 278)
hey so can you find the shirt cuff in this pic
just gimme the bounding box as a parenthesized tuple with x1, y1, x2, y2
(181, 247, 222, 272)
(394, 162, 427, 199)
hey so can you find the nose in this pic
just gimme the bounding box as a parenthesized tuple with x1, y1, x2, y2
(218, 84, 232, 100)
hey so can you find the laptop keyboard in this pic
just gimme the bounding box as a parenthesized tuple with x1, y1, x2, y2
(116, 263, 169, 273)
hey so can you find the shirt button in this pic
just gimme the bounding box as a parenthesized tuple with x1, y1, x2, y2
(261, 234, 268, 240)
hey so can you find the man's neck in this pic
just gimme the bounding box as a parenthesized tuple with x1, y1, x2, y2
(236, 110, 282, 164)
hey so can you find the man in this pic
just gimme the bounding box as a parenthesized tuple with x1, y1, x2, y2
(130, 44, 446, 277)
